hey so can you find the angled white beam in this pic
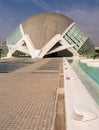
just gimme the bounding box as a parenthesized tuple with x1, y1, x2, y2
(60, 37, 78, 55)
(15, 46, 30, 54)
(7, 38, 25, 58)
(46, 35, 77, 55)
(47, 44, 76, 54)
(20, 24, 24, 36)
(62, 22, 75, 37)
(24, 34, 39, 58)
(7, 34, 40, 58)
(7, 43, 30, 58)
(38, 34, 62, 58)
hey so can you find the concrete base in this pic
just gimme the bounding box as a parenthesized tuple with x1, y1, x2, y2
(63, 58, 99, 130)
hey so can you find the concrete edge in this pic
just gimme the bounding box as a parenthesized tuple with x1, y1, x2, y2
(63, 57, 99, 130)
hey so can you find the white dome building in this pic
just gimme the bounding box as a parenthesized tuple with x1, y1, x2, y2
(2, 12, 95, 58)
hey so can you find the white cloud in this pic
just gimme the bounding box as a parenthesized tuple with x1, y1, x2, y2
(95, 0, 99, 4)
(55, 8, 99, 45)
(31, 0, 53, 11)
(0, 8, 21, 42)
(9, 0, 29, 4)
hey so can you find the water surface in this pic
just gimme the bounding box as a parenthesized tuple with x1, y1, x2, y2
(69, 59, 99, 105)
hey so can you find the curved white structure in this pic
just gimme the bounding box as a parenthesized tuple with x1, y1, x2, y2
(2, 12, 95, 58)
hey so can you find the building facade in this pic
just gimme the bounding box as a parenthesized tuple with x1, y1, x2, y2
(1, 12, 95, 58)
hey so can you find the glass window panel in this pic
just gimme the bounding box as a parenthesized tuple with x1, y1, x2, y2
(73, 46, 77, 50)
(67, 32, 71, 37)
(7, 26, 22, 45)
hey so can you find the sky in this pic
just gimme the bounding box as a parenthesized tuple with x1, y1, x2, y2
(0, 0, 99, 46)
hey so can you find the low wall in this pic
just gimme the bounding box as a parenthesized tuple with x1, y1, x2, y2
(63, 57, 99, 130)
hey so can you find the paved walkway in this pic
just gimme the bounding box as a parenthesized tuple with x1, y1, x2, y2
(0, 58, 62, 130)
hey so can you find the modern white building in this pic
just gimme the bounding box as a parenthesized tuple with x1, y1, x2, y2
(1, 12, 95, 58)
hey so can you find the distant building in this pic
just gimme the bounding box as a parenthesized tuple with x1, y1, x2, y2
(93, 46, 99, 59)
(0, 44, 2, 58)
(1, 12, 95, 58)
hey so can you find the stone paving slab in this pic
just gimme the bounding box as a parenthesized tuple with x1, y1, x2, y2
(0, 58, 62, 130)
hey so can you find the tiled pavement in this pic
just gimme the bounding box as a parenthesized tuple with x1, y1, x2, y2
(0, 58, 62, 130)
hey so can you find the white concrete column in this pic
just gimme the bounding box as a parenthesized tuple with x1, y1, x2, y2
(24, 35, 40, 58)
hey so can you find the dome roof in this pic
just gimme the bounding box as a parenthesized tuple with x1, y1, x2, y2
(22, 12, 73, 49)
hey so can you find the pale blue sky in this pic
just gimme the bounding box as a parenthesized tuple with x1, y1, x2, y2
(0, 0, 99, 46)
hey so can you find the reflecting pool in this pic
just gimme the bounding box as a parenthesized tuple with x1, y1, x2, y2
(69, 59, 99, 105)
